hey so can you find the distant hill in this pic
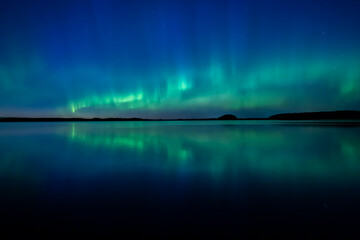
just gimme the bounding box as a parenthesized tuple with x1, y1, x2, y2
(269, 110, 360, 120)
(217, 114, 238, 120)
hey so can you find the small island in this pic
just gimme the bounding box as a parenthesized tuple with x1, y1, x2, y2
(217, 114, 238, 120)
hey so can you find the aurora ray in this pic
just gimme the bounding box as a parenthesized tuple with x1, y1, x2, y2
(0, 0, 359, 118)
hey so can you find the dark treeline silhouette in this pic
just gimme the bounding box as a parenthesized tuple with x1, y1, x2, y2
(0, 114, 265, 122)
(0, 117, 146, 122)
(269, 110, 360, 120)
(1, 110, 360, 122)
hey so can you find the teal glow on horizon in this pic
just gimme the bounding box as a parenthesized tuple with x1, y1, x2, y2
(0, 0, 360, 118)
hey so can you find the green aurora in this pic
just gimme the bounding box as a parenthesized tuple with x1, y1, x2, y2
(0, 0, 360, 118)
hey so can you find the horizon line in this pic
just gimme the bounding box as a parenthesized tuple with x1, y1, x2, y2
(1, 110, 360, 122)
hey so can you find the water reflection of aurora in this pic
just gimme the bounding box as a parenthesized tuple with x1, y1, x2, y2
(68, 122, 360, 179)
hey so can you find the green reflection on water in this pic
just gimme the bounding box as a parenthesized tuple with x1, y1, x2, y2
(66, 122, 360, 179)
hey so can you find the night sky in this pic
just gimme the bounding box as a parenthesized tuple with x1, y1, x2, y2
(0, 0, 360, 118)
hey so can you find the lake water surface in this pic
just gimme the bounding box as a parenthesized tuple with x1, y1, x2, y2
(0, 121, 360, 237)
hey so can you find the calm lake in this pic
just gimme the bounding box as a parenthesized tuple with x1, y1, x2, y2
(0, 121, 360, 237)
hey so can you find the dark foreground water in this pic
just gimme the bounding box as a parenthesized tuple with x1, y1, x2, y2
(0, 121, 360, 237)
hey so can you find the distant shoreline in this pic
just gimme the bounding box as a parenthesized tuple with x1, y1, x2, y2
(1, 110, 360, 122)
(0, 117, 267, 122)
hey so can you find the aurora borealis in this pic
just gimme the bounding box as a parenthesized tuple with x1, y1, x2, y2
(1, 0, 360, 118)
